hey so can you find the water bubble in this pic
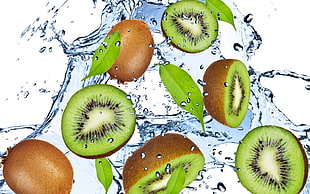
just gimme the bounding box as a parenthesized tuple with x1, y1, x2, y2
(203, 92, 209, 96)
(102, 42, 108, 48)
(144, 167, 148, 171)
(187, 92, 192, 96)
(99, 49, 103, 52)
(127, 29, 131, 32)
(196, 102, 200, 106)
(150, 18, 157, 26)
(224, 82, 229, 87)
(90, 139, 95, 143)
(233, 43, 243, 52)
(141, 152, 146, 158)
(95, 56, 99, 60)
(190, 146, 195, 151)
(149, 44, 154, 47)
(107, 138, 114, 143)
(186, 97, 191, 103)
(98, 161, 102, 164)
(84, 144, 88, 148)
(156, 154, 162, 158)
(155, 171, 161, 178)
(216, 182, 226, 192)
(126, 95, 131, 100)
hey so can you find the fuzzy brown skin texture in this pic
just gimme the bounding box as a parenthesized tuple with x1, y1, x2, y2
(107, 19, 154, 82)
(202, 59, 237, 126)
(122, 133, 204, 193)
(2, 139, 73, 194)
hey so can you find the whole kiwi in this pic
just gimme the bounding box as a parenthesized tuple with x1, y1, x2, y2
(123, 133, 205, 193)
(202, 59, 250, 128)
(107, 19, 154, 82)
(1, 139, 74, 194)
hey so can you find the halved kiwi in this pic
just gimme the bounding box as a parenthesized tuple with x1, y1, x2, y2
(161, 0, 218, 53)
(61, 84, 136, 159)
(235, 125, 308, 194)
(202, 59, 250, 128)
(107, 19, 154, 82)
(2, 139, 73, 194)
(123, 133, 205, 193)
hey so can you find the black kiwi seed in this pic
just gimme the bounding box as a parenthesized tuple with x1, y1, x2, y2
(61, 84, 136, 159)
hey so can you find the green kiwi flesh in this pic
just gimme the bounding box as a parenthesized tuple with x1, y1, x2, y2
(123, 133, 205, 193)
(223, 60, 250, 127)
(61, 84, 136, 159)
(161, 0, 218, 53)
(235, 125, 308, 194)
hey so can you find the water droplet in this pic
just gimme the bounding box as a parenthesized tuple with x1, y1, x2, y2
(165, 163, 171, 173)
(144, 167, 148, 171)
(237, 127, 244, 130)
(200, 64, 204, 69)
(217, 182, 226, 192)
(187, 92, 192, 96)
(114, 66, 119, 70)
(186, 97, 191, 103)
(155, 171, 161, 178)
(115, 41, 121, 46)
(203, 92, 209, 96)
(90, 139, 95, 143)
(127, 29, 131, 32)
(233, 43, 243, 52)
(156, 154, 162, 158)
(84, 144, 88, 148)
(95, 56, 99, 60)
(244, 13, 254, 23)
(39, 47, 46, 53)
(149, 44, 154, 47)
(224, 82, 229, 87)
(190, 146, 195, 151)
(98, 161, 102, 164)
(180, 101, 187, 107)
(141, 152, 146, 158)
(150, 18, 157, 26)
(102, 42, 108, 48)
(196, 102, 200, 106)
(126, 95, 131, 100)
(305, 85, 310, 90)
(197, 79, 206, 86)
(108, 138, 114, 143)
(99, 48, 103, 52)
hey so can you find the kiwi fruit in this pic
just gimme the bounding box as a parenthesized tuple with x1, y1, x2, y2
(123, 133, 205, 193)
(161, 0, 218, 53)
(107, 19, 154, 82)
(235, 125, 308, 194)
(61, 84, 136, 159)
(202, 59, 250, 128)
(1, 139, 73, 194)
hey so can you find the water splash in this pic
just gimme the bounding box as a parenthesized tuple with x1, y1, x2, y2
(1, 0, 310, 193)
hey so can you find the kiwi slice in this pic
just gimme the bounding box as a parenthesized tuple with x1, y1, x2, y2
(161, 0, 218, 53)
(123, 133, 205, 193)
(235, 125, 308, 194)
(203, 59, 250, 128)
(61, 84, 136, 159)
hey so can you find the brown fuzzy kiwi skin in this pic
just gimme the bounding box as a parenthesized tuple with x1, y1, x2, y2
(2, 139, 74, 194)
(107, 19, 154, 82)
(122, 133, 204, 193)
(203, 59, 239, 127)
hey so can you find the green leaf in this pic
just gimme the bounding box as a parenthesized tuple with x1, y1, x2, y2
(159, 64, 205, 131)
(95, 158, 113, 194)
(82, 32, 121, 81)
(166, 166, 185, 194)
(206, 0, 236, 30)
